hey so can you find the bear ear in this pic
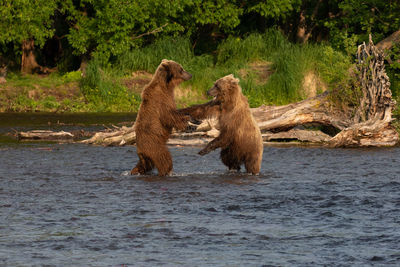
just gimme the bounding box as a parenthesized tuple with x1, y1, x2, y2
(226, 74, 239, 84)
(160, 60, 173, 83)
(161, 59, 169, 68)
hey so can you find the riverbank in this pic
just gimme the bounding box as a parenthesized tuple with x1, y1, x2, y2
(0, 32, 361, 113)
(1, 32, 400, 144)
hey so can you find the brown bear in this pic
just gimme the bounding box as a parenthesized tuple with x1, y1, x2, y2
(131, 59, 192, 176)
(180, 74, 263, 174)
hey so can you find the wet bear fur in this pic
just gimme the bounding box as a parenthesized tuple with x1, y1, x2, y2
(131, 59, 192, 176)
(180, 74, 263, 174)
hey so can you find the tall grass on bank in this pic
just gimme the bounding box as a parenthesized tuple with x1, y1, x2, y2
(116, 37, 195, 73)
(216, 29, 289, 67)
(83, 29, 352, 109)
(80, 58, 140, 112)
(214, 30, 351, 106)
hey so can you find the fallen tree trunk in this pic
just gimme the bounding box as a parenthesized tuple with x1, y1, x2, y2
(73, 36, 399, 147)
(18, 130, 74, 141)
(376, 29, 400, 52)
(252, 91, 351, 132)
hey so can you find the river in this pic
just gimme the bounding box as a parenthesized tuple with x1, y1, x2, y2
(0, 114, 399, 266)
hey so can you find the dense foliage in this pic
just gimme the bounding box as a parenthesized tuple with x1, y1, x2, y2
(0, 0, 399, 110)
(1, 0, 399, 62)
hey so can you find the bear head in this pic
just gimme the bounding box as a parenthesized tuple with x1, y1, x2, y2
(207, 74, 241, 105)
(154, 59, 192, 87)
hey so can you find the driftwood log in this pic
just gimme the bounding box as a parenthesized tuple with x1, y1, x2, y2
(18, 130, 74, 141)
(23, 37, 398, 147)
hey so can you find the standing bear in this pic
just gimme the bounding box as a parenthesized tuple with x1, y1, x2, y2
(180, 74, 263, 175)
(131, 59, 192, 176)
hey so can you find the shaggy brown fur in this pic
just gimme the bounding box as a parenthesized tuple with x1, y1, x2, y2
(180, 74, 263, 174)
(131, 59, 192, 176)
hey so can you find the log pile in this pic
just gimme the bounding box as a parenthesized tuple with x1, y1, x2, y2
(80, 126, 137, 146)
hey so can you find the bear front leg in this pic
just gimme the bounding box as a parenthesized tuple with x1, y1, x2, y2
(179, 100, 220, 120)
(166, 111, 190, 132)
(176, 114, 191, 132)
(198, 136, 227, 155)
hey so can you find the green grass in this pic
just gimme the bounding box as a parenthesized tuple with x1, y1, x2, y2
(213, 31, 352, 106)
(0, 71, 85, 112)
(1, 28, 357, 112)
(5, 71, 81, 89)
(105, 29, 352, 107)
(115, 36, 195, 74)
(80, 58, 140, 112)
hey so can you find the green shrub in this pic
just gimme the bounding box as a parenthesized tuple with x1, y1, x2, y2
(41, 96, 60, 110)
(13, 95, 38, 111)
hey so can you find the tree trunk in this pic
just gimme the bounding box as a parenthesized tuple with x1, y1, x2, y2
(376, 29, 400, 51)
(252, 92, 351, 132)
(296, 10, 309, 44)
(21, 39, 41, 74)
(296, 0, 322, 44)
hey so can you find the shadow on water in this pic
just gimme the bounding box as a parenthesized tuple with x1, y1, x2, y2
(1, 116, 400, 266)
(132, 172, 264, 185)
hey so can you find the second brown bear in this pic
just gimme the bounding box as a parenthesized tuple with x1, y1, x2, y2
(131, 59, 192, 176)
(180, 74, 263, 175)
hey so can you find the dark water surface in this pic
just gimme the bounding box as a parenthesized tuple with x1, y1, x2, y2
(1, 142, 400, 266)
(0, 112, 136, 136)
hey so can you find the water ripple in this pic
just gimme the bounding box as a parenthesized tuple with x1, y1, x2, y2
(0, 144, 399, 265)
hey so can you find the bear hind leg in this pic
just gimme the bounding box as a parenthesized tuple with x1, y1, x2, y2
(221, 148, 241, 171)
(131, 153, 154, 175)
(244, 155, 261, 175)
(152, 147, 173, 176)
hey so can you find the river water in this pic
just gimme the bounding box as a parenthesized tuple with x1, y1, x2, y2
(1, 115, 400, 266)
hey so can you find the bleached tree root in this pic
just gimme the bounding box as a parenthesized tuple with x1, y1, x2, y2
(329, 36, 399, 147)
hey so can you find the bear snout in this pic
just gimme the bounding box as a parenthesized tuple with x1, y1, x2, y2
(207, 86, 219, 97)
(182, 71, 192, 81)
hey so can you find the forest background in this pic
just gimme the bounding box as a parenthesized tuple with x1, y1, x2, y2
(0, 0, 399, 116)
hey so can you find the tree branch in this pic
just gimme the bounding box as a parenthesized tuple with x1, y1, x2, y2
(376, 29, 400, 51)
(132, 23, 169, 40)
